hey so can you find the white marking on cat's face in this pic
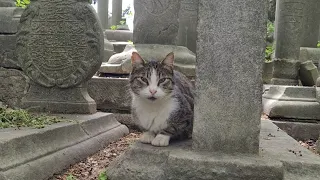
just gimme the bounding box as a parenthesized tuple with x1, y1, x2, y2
(139, 68, 166, 101)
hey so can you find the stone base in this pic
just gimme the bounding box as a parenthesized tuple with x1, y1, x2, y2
(271, 78, 299, 86)
(271, 59, 300, 86)
(0, 112, 129, 180)
(300, 47, 320, 68)
(263, 85, 320, 120)
(107, 120, 320, 180)
(22, 82, 97, 114)
(107, 141, 283, 180)
(299, 61, 319, 86)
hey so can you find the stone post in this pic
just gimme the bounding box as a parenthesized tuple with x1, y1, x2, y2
(97, 0, 109, 29)
(271, 0, 305, 85)
(177, 0, 198, 53)
(300, 0, 320, 48)
(193, 0, 267, 154)
(111, 0, 122, 26)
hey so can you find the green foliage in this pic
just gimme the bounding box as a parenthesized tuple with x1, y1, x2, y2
(265, 45, 274, 62)
(317, 41, 320, 48)
(119, 21, 126, 25)
(267, 21, 274, 36)
(110, 25, 117, 30)
(98, 170, 108, 180)
(66, 174, 77, 180)
(265, 20, 275, 62)
(0, 106, 63, 129)
(15, 0, 30, 8)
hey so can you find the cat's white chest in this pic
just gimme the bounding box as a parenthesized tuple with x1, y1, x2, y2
(132, 96, 178, 133)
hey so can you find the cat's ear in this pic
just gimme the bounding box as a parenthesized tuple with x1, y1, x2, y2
(161, 52, 174, 68)
(131, 52, 145, 67)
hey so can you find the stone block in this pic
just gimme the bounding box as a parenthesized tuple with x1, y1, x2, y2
(0, 35, 19, 69)
(111, 41, 132, 53)
(273, 121, 320, 141)
(103, 37, 114, 62)
(99, 44, 196, 77)
(21, 82, 97, 114)
(104, 29, 133, 41)
(299, 61, 319, 86)
(263, 61, 274, 84)
(0, 112, 129, 180)
(299, 47, 320, 67)
(0, 67, 28, 108)
(88, 77, 131, 112)
(263, 85, 320, 120)
(271, 59, 300, 85)
(177, 0, 198, 53)
(133, 0, 180, 45)
(0, 7, 23, 33)
(194, 0, 267, 153)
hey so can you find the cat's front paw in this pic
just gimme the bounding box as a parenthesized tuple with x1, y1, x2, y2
(151, 134, 170, 147)
(139, 132, 155, 144)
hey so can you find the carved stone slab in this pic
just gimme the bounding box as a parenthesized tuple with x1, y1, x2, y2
(16, 0, 103, 88)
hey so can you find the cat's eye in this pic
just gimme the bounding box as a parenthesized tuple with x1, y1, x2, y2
(158, 78, 167, 84)
(138, 77, 149, 84)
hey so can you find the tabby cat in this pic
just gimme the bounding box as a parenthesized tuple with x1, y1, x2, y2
(129, 52, 194, 147)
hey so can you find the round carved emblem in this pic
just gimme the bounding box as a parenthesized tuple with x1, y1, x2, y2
(16, 0, 103, 88)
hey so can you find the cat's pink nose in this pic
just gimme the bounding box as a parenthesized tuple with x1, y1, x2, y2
(149, 89, 157, 95)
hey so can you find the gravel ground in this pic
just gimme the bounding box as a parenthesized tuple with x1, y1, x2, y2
(51, 130, 141, 180)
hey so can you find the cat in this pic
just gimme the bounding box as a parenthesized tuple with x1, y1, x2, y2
(129, 51, 194, 147)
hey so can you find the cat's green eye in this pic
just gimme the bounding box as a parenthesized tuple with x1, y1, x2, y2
(158, 78, 167, 84)
(139, 77, 148, 84)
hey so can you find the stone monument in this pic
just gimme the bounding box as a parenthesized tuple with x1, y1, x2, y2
(271, 0, 304, 85)
(111, 0, 122, 26)
(98, 0, 196, 77)
(106, 0, 287, 179)
(97, 0, 109, 29)
(133, 0, 180, 45)
(15, 0, 104, 114)
(177, 0, 198, 53)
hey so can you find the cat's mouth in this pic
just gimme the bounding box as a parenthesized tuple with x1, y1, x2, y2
(147, 97, 157, 101)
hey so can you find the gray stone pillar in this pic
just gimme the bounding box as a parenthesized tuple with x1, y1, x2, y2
(193, 0, 267, 154)
(177, 0, 198, 53)
(300, 0, 320, 47)
(133, 0, 180, 45)
(111, 0, 122, 26)
(97, 0, 109, 29)
(271, 0, 305, 85)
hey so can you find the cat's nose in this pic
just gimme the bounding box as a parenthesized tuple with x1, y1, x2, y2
(149, 89, 157, 95)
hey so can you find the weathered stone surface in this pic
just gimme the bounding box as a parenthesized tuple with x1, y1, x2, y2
(263, 85, 320, 120)
(0, 68, 28, 108)
(16, 0, 103, 88)
(0, 35, 19, 69)
(0, 7, 23, 33)
(97, 0, 109, 29)
(299, 61, 319, 86)
(104, 30, 133, 41)
(133, 0, 180, 45)
(88, 77, 131, 112)
(177, 0, 198, 53)
(263, 61, 274, 84)
(21, 82, 97, 114)
(272, 0, 304, 85)
(103, 37, 114, 62)
(271, 59, 300, 85)
(300, 0, 320, 48)
(111, 41, 132, 54)
(99, 44, 196, 77)
(108, 140, 283, 180)
(273, 121, 320, 141)
(0, 0, 15, 7)
(111, 0, 122, 26)
(299, 47, 320, 67)
(0, 112, 129, 180)
(194, 0, 267, 153)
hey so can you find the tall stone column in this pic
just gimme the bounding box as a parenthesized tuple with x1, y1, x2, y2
(300, 0, 320, 47)
(193, 0, 267, 154)
(97, 0, 109, 29)
(111, 0, 122, 26)
(271, 0, 305, 85)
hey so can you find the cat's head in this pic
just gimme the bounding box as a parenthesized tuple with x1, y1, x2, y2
(129, 52, 175, 101)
